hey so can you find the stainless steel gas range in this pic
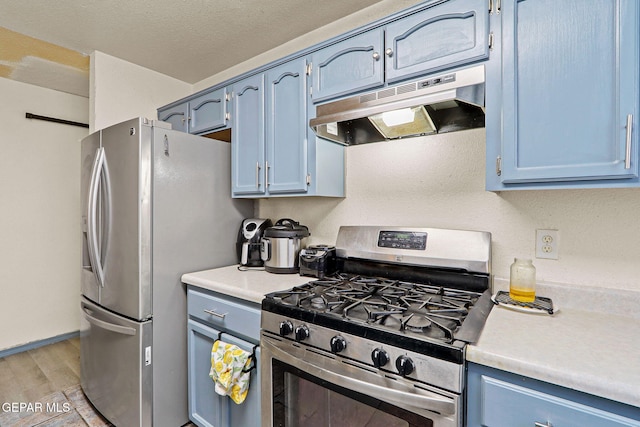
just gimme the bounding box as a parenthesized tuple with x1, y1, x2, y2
(261, 226, 493, 427)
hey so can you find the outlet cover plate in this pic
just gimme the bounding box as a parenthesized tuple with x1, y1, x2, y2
(536, 229, 558, 260)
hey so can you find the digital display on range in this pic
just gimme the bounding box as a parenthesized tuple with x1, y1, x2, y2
(377, 231, 427, 250)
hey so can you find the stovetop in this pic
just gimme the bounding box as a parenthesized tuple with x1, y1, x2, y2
(266, 273, 483, 344)
(261, 226, 493, 364)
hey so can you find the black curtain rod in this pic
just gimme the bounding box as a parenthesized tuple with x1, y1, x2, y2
(26, 113, 89, 129)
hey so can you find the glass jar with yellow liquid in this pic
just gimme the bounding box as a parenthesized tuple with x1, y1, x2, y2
(509, 258, 536, 302)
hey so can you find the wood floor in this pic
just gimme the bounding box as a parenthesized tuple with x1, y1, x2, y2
(0, 337, 112, 426)
(0, 337, 197, 426)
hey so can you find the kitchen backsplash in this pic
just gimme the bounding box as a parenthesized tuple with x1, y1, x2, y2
(258, 128, 640, 292)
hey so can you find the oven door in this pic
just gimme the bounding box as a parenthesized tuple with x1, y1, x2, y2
(261, 333, 460, 427)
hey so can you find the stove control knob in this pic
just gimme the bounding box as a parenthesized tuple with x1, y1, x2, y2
(330, 336, 347, 353)
(294, 325, 309, 342)
(371, 348, 389, 368)
(279, 320, 293, 337)
(395, 355, 415, 376)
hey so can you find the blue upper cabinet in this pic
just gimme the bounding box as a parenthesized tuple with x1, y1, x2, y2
(265, 59, 309, 194)
(158, 103, 189, 132)
(385, 0, 490, 83)
(310, 29, 385, 103)
(231, 58, 345, 198)
(487, 0, 640, 190)
(158, 87, 230, 134)
(188, 87, 229, 134)
(231, 74, 266, 196)
(310, 0, 489, 103)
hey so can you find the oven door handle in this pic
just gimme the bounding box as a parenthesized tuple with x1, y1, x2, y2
(264, 338, 455, 416)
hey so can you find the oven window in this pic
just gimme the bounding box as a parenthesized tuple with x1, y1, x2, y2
(272, 360, 433, 427)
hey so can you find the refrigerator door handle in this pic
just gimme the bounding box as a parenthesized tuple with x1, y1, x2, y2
(87, 147, 111, 288)
(82, 306, 137, 336)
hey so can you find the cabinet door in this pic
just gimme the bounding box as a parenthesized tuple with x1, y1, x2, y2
(265, 58, 309, 194)
(232, 74, 266, 195)
(385, 0, 490, 83)
(187, 319, 261, 427)
(311, 29, 384, 103)
(498, 0, 639, 184)
(467, 364, 640, 427)
(158, 103, 189, 132)
(189, 87, 229, 134)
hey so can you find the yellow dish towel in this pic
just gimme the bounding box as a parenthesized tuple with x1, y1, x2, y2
(209, 340, 252, 404)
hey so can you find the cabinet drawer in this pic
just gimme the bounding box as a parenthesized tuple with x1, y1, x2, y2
(480, 375, 640, 427)
(187, 288, 261, 342)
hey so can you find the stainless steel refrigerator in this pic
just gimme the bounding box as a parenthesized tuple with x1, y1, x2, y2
(80, 117, 253, 427)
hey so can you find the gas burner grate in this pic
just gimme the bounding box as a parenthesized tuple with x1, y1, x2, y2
(261, 273, 484, 343)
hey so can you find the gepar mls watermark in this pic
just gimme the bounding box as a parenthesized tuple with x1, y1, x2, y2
(2, 401, 72, 413)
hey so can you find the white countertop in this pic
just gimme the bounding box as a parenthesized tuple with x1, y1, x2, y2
(183, 267, 640, 408)
(181, 264, 311, 304)
(467, 280, 640, 409)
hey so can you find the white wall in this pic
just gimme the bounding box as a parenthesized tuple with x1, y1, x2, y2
(258, 130, 640, 292)
(90, 51, 192, 132)
(0, 77, 89, 351)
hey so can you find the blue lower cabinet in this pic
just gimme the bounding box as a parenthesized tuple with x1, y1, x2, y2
(466, 363, 640, 427)
(187, 288, 262, 427)
(486, 0, 640, 190)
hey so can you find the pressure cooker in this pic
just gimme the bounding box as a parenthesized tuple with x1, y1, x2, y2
(260, 218, 310, 274)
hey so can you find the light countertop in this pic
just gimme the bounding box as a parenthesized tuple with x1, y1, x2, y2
(181, 264, 311, 304)
(467, 279, 640, 409)
(182, 266, 640, 409)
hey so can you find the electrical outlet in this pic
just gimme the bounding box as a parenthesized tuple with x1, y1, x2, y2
(536, 229, 559, 260)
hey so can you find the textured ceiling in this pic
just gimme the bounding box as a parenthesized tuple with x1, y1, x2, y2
(0, 0, 388, 87)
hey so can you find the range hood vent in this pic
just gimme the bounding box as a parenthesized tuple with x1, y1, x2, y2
(310, 65, 485, 145)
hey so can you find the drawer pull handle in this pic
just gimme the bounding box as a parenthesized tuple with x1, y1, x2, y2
(204, 309, 227, 319)
(534, 422, 552, 427)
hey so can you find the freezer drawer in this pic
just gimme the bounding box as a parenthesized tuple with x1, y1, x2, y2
(80, 297, 152, 427)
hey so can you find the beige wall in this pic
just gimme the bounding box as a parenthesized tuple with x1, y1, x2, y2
(0, 77, 89, 350)
(258, 130, 640, 292)
(90, 51, 192, 132)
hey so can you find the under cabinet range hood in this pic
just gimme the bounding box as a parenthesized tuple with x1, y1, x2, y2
(310, 65, 485, 145)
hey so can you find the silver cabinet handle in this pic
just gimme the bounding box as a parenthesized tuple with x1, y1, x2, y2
(385, 48, 393, 57)
(372, 52, 380, 60)
(256, 161, 261, 188)
(265, 161, 270, 188)
(204, 309, 227, 319)
(625, 114, 633, 169)
(534, 422, 552, 427)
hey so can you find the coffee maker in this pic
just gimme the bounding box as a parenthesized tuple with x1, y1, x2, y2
(237, 218, 272, 268)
